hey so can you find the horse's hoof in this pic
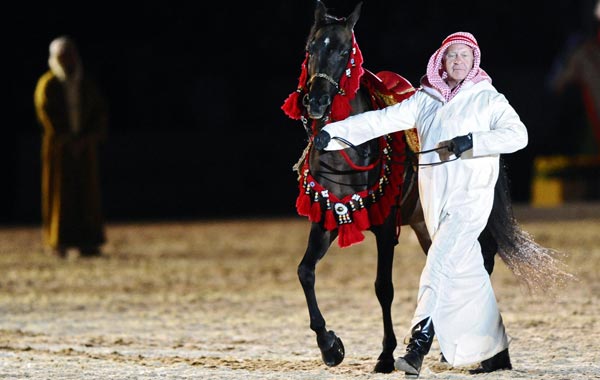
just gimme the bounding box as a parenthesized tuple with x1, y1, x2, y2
(318, 330, 345, 366)
(374, 358, 395, 373)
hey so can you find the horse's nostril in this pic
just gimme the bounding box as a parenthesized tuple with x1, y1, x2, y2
(302, 93, 310, 107)
(319, 94, 331, 107)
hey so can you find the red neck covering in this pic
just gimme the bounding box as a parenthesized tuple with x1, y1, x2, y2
(423, 32, 491, 102)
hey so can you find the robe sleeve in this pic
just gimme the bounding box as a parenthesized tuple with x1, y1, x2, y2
(471, 93, 528, 156)
(322, 94, 420, 150)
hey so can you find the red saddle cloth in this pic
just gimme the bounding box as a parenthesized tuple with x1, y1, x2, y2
(364, 69, 415, 106)
(364, 69, 421, 153)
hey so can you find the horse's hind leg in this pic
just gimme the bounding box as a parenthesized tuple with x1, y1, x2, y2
(297, 222, 344, 367)
(370, 210, 400, 373)
(478, 159, 512, 276)
(478, 227, 498, 275)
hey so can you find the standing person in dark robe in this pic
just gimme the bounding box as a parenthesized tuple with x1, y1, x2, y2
(34, 35, 108, 258)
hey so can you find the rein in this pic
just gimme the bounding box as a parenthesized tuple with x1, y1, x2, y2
(339, 150, 380, 170)
(331, 136, 459, 167)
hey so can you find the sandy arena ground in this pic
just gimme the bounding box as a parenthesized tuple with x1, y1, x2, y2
(0, 204, 599, 379)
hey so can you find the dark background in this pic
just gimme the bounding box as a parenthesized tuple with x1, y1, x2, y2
(5, 0, 598, 224)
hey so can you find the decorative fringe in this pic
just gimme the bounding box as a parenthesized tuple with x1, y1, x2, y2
(325, 208, 337, 231)
(338, 223, 365, 248)
(281, 91, 303, 120)
(339, 35, 364, 99)
(296, 192, 311, 217)
(281, 53, 309, 120)
(352, 207, 370, 230)
(330, 95, 352, 121)
(350, 194, 370, 230)
(309, 197, 322, 223)
(329, 34, 365, 122)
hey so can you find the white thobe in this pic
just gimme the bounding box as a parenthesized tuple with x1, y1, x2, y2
(322, 80, 528, 366)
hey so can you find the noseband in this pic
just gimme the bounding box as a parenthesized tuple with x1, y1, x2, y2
(302, 71, 346, 110)
(307, 73, 346, 95)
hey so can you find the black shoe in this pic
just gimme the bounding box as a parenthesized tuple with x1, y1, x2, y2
(469, 348, 512, 374)
(394, 318, 435, 376)
(394, 351, 422, 376)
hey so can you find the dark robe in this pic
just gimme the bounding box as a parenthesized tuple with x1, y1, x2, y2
(33, 70, 108, 250)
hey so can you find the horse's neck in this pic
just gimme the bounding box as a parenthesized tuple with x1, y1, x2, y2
(349, 87, 374, 116)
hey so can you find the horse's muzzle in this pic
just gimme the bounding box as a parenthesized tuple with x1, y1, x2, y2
(304, 93, 331, 119)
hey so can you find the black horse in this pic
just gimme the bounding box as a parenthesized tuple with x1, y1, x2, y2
(282, 0, 542, 373)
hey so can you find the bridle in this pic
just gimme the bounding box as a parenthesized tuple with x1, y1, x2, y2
(307, 73, 346, 95)
(301, 61, 348, 126)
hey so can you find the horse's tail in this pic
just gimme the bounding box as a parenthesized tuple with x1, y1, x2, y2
(488, 158, 577, 294)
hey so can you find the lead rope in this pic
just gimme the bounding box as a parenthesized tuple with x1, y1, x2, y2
(331, 136, 460, 167)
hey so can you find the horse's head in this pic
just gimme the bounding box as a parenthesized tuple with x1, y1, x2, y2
(303, 1, 362, 120)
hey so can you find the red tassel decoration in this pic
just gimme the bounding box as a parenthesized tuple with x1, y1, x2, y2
(309, 196, 322, 223)
(325, 209, 336, 231)
(353, 207, 370, 230)
(330, 95, 352, 121)
(281, 91, 303, 120)
(350, 194, 370, 230)
(282, 53, 309, 121)
(338, 223, 365, 248)
(296, 192, 311, 216)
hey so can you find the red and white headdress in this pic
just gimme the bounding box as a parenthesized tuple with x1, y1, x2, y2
(424, 31, 491, 102)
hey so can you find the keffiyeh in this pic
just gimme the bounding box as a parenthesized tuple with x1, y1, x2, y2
(423, 31, 491, 102)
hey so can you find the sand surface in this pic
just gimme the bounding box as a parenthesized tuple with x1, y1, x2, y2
(0, 207, 598, 379)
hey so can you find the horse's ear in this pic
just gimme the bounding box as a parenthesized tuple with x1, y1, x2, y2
(346, 1, 362, 30)
(315, 0, 328, 25)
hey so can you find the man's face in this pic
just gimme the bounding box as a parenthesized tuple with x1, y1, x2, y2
(443, 43, 474, 87)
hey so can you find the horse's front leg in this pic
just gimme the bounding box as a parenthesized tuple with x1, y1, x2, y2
(370, 210, 400, 373)
(297, 221, 344, 367)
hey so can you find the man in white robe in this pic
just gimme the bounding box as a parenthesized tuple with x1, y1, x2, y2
(314, 31, 528, 375)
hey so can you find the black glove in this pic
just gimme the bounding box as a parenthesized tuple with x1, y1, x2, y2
(313, 130, 331, 151)
(447, 133, 473, 157)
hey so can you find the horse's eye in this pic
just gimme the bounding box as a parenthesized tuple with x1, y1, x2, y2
(340, 50, 350, 57)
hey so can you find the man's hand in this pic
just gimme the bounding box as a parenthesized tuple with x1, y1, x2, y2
(313, 130, 331, 151)
(436, 133, 473, 160)
(448, 133, 473, 157)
